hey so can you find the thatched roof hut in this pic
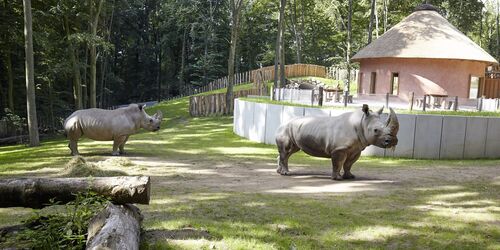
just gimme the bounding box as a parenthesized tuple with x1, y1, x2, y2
(352, 6, 497, 64)
(352, 4, 498, 101)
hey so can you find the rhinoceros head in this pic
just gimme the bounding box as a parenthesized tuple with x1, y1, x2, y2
(138, 104, 163, 132)
(361, 104, 399, 148)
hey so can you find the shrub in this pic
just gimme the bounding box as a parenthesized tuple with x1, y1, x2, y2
(17, 192, 108, 249)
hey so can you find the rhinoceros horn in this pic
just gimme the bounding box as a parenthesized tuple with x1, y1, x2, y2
(386, 108, 399, 135)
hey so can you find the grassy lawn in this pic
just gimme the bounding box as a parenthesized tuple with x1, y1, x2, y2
(0, 97, 499, 249)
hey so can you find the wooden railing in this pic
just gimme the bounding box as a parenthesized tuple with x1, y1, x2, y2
(167, 64, 327, 102)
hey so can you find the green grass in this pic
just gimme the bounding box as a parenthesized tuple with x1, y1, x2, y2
(1, 97, 499, 249)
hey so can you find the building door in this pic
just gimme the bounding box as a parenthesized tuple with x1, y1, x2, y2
(358, 72, 363, 94)
(370, 72, 376, 94)
(469, 75, 480, 99)
(390, 73, 399, 95)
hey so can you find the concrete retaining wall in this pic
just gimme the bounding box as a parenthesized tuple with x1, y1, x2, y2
(233, 99, 500, 159)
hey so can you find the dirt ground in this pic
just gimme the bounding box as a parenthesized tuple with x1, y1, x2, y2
(123, 156, 500, 196)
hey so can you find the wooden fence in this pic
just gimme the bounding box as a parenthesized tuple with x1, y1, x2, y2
(481, 78, 500, 98)
(173, 64, 327, 101)
(189, 89, 265, 116)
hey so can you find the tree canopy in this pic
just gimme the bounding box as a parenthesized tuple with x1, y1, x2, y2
(0, 0, 496, 131)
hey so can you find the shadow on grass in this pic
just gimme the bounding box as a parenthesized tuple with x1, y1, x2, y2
(139, 179, 499, 249)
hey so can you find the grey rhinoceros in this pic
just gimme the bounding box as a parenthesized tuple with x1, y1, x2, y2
(275, 104, 399, 180)
(64, 104, 163, 156)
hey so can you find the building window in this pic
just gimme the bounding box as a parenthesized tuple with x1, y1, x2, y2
(390, 73, 399, 95)
(469, 75, 480, 99)
(370, 72, 376, 94)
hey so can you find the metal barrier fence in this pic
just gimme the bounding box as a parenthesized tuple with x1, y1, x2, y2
(233, 99, 500, 159)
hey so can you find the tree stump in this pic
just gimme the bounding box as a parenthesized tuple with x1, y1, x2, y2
(86, 203, 143, 250)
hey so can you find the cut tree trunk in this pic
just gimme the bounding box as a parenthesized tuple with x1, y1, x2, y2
(86, 203, 143, 250)
(0, 176, 150, 208)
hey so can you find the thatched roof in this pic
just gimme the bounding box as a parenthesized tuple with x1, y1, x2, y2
(352, 8, 498, 64)
(412, 74, 448, 96)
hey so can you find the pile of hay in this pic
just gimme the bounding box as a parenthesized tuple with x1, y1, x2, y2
(62, 156, 130, 177)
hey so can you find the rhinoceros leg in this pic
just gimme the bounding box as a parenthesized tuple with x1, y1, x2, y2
(66, 125, 82, 156)
(112, 136, 128, 156)
(276, 140, 300, 175)
(342, 152, 360, 179)
(331, 151, 347, 180)
(119, 136, 129, 155)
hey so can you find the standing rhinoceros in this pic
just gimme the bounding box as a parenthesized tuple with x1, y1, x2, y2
(275, 104, 399, 180)
(64, 104, 163, 156)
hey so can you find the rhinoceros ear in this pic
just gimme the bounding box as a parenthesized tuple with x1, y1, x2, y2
(376, 107, 384, 115)
(362, 104, 369, 116)
(155, 110, 163, 120)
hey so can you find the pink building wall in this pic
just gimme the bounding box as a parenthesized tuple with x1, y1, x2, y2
(356, 58, 487, 100)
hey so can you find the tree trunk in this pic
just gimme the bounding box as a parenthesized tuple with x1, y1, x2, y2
(497, 0, 499, 59)
(89, 0, 105, 108)
(374, 0, 379, 38)
(23, 0, 39, 147)
(157, 44, 162, 102)
(64, 15, 83, 110)
(279, 0, 286, 88)
(345, 0, 352, 107)
(179, 26, 187, 87)
(82, 45, 89, 108)
(48, 80, 55, 132)
(383, 0, 388, 33)
(289, 0, 301, 64)
(0, 176, 151, 209)
(274, 0, 286, 91)
(5, 51, 15, 112)
(273, 24, 280, 93)
(479, 6, 483, 47)
(368, 0, 375, 44)
(86, 203, 143, 250)
(225, 0, 243, 115)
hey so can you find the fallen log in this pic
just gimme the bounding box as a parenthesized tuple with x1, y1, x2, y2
(0, 135, 28, 145)
(0, 176, 150, 208)
(86, 203, 143, 250)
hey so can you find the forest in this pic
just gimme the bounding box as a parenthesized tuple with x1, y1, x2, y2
(0, 0, 497, 131)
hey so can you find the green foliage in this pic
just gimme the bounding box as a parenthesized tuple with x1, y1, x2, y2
(17, 192, 108, 249)
(0, 0, 497, 132)
(0, 108, 26, 135)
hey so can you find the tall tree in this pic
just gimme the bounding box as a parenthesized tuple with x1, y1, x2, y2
(279, 0, 286, 87)
(274, 0, 286, 93)
(383, 0, 388, 33)
(288, 0, 303, 63)
(64, 14, 83, 110)
(225, 0, 243, 114)
(89, 0, 105, 108)
(23, 0, 39, 146)
(367, 0, 376, 44)
(345, 0, 352, 107)
(497, 0, 499, 59)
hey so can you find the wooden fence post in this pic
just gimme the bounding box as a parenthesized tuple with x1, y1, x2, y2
(423, 95, 427, 111)
(311, 89, 315, 106)
(478, 97, 483, 112)
(409, 92, 414, 111)
(454, 96, 458, 111)
(318, 87, 324, 106)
